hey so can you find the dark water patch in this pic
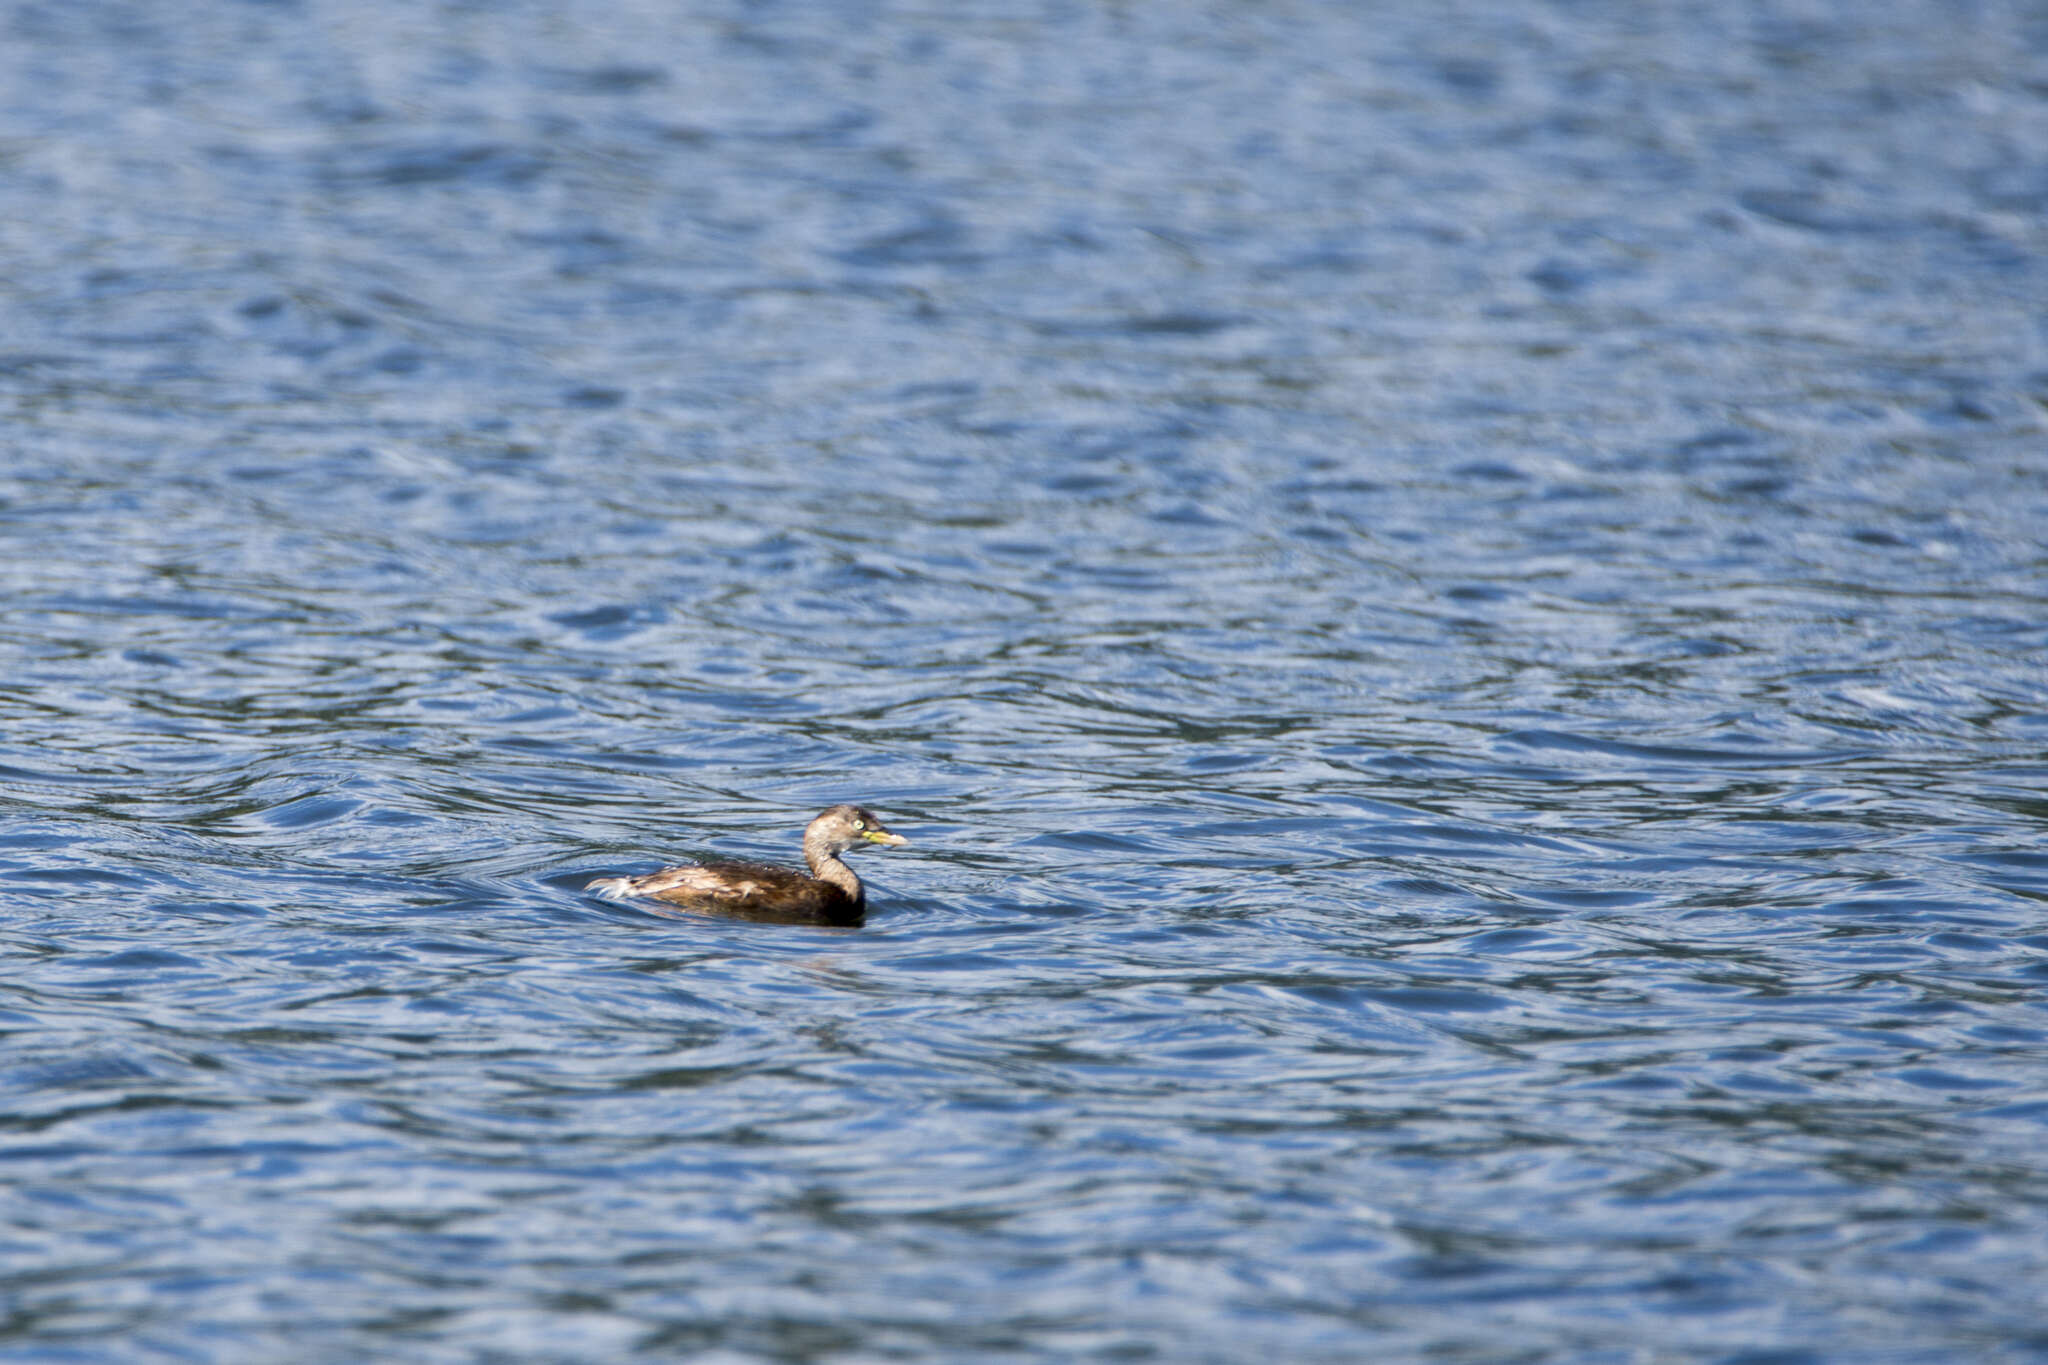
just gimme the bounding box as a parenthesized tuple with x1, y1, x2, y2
(1495, 729, 1865, 770)
(320, 141, 552, 190)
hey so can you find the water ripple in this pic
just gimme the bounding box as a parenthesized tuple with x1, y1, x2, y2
(4, 1, 2048, 1361)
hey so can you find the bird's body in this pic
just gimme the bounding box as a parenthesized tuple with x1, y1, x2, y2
(587, 804, 908, 927)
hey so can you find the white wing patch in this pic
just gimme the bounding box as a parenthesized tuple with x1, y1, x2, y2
(586, 864, 766, 903)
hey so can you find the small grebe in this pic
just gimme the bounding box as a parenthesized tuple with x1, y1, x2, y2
(587, 804, 909, 926)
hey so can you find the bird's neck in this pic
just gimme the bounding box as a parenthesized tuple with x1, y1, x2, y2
(804, 840, 864, 903)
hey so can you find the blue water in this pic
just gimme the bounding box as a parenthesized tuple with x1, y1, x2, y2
(5, 2, 2048, 1360)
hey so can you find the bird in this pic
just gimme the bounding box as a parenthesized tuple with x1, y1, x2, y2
(586, 804, 909, 926)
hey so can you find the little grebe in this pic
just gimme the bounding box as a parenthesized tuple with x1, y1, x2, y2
(587, 804, 909, 926)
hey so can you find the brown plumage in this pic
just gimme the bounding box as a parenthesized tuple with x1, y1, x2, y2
(586, 804, 909, 927)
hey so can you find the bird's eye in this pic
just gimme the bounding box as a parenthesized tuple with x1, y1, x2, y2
(853, 819, 866, 830)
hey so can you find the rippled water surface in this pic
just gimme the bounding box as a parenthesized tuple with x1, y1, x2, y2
(5, 2, 2048, 1360)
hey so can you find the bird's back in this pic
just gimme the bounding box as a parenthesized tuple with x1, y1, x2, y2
(587, 858, 863, 926)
